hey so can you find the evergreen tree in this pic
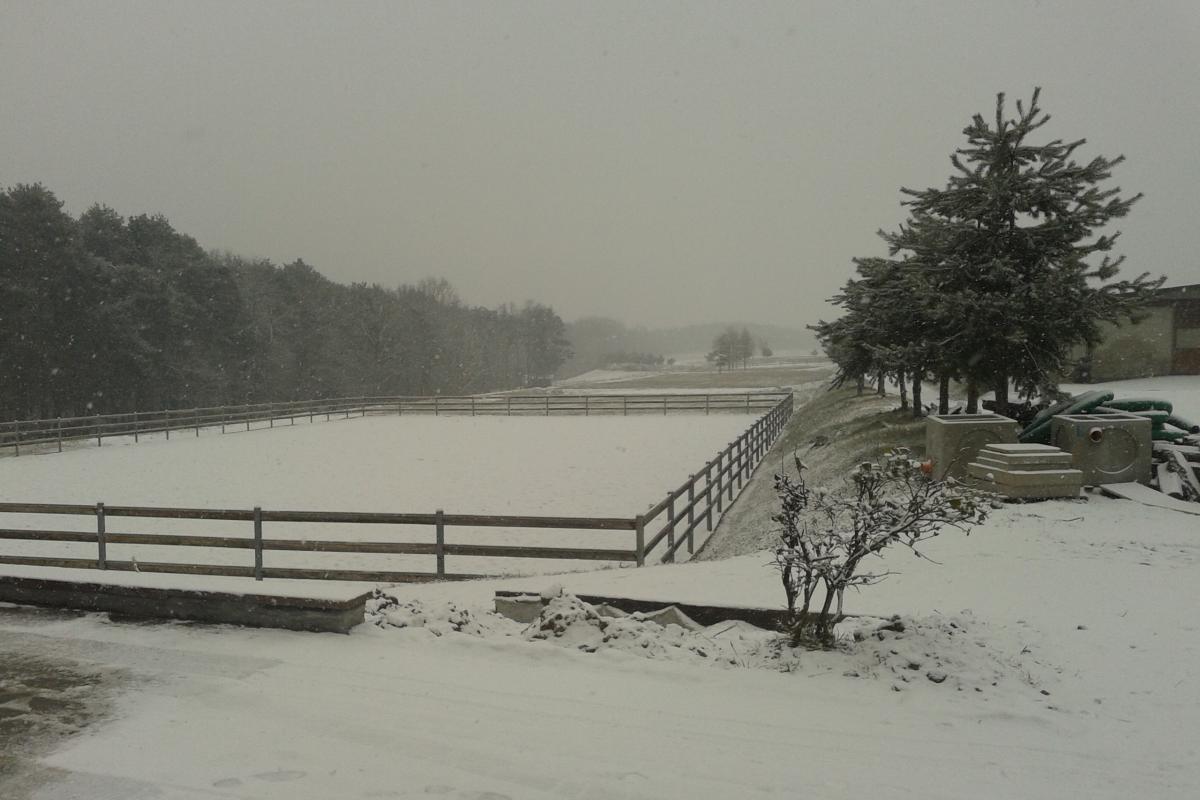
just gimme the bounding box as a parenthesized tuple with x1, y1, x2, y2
(887, 89, 1160, 413)
(819, 90, 1161, 417)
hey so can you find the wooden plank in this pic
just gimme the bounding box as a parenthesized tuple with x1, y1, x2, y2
(0, 555, 102, 570)
(0, 555, 255, 577)
(104, 505, 256, 521)
(0, 502, 96, 516)
(0, 528, 96, 543)
(1167, 450, 1200, 499)
(442, 544, 636, 561)
(263, 509, 439, 525)
(260, 567, 483, 582)
(1100, 482, 1200, 516)
(1156, 463, 1185, 498)
(437, 513, 636, 530)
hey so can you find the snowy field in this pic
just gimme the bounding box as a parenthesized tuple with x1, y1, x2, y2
(3, 491, 1198, 799)
(0, 414, 753, 577)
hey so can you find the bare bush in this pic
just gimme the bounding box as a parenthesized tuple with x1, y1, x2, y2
(772, 447, 987, 645)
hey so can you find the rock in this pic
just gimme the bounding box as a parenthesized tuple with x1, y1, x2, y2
(877, 619, 906, 633)
(1076, 624, 1088, 630)
(926, 670, 948, 684)
(842, 670, 860, 678)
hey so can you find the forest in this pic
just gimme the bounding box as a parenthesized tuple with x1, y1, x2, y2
(0, 183, 571, 419)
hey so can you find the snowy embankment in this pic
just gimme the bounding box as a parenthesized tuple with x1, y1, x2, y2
(5, 490, 1198, 798)
(0, 414, 751, 577)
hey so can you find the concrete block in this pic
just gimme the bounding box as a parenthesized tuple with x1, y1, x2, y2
(1050, 413, 1153, 485)
(967, 462, 1084, 489)
(0, 574, 370, 633)
(973, 451, 1074, 471)
(971, 480, 1083, 499)
(925, 414, 1021, 481)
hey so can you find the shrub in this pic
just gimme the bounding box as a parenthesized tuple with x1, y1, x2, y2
(771, 448, 987, 645)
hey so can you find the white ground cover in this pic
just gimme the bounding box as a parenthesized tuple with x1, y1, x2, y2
(3, 490, 1198, 798)
(0, 414, 752, 577)
(1061, 375, 1200, 422)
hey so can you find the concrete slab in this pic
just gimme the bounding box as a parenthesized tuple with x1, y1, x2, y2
(494, 589, 813, 629)
(0, 568, 371, 633)
(967, 462, 1084, 488)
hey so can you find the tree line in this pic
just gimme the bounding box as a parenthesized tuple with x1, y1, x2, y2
(0, 184, 572, 420)
(707, 326, 769, 371)
(814, 89, 1161, 418)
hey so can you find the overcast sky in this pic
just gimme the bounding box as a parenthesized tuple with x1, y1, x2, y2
(2, 1, 1197, 328)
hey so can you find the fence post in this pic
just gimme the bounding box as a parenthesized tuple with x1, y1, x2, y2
(687, 475, 695, 554)
(471, 397, 476, 417)
(634, 514, 645, 567)
(56, 417, 62, 453)
(727, 446, 734, 501)
(623, 396, 628, 416)
(253, 506, 263, 580)
(13, 419, 20, 457)
(665, 494, 676, 555)
(705, 462, 714, 530)
(663, 396, 667, 416)
(746, 394, 750, 413)
(269, 402, 274, 428)
(133, 410, 139, 443)
(96, 414, 102, 447)
(506, 396, 512, 416)
(165, 409, 170, 440)
(221, 411, 227, 434)
(96, 502, 106, 569)
(545, 395, 550, 416)
(435, 509, 445, 577)
(715, 453, 724, 512)
(584, 396, 589, 417)
(434, 397, 439, 416)
(705, 395, 710, 415)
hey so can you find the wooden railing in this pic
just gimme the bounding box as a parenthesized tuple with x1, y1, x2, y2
(635, 391, 794, 565)
(0, 394, 794, 581)
(0, 392, 788, 456)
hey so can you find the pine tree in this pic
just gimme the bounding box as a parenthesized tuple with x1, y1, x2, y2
(885, 89, 1161, 414)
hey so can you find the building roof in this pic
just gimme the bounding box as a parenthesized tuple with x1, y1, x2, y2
(1155, 283, 1200, 302)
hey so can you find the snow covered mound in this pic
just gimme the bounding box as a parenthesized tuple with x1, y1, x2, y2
(365, 591, 514, 638)
(365, 588, 1061, 702)
(835, 613, 1059, 698)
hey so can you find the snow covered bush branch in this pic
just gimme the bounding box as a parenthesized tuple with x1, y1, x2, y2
(772, 447, 987, 645)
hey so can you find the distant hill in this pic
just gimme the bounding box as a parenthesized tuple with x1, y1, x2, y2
(560, 317, 817, 377)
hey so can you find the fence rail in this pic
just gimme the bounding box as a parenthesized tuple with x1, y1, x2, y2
(0, 392, 788, 455)
(0, 393, 793, 582)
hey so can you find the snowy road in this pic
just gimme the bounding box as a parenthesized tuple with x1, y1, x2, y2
(0, 598, 1179, 800)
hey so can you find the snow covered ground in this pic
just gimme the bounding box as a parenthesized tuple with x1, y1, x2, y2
(1062, 375, 1200, 421)
(3, 491, 1198, 799)
(0, 414, 752, 577)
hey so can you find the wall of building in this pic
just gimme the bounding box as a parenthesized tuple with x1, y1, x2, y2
(1086, 305, 1176, 381)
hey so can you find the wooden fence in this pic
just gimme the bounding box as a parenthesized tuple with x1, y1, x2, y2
(0, 392, 787, 456)
(0, 393, 793, 581)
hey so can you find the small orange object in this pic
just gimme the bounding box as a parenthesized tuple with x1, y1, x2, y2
(920, 460, 934, 475)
